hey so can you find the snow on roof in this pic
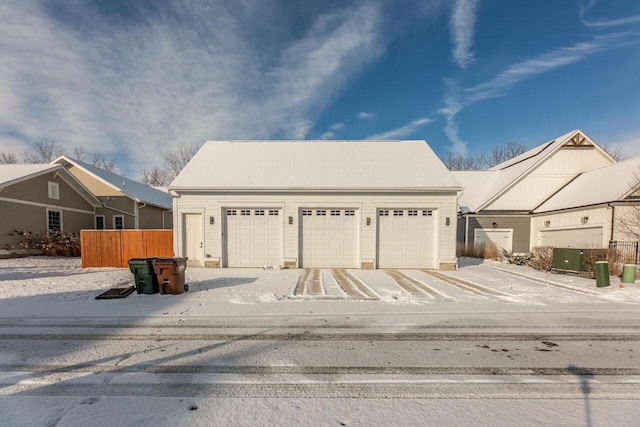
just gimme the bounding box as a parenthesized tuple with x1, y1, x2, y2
(451, 170, 499, 213)
(170, 140, 462, 190)
(53, 156, 172, 209)
(456, 129, 615, 212)
(534, 156, 640, 213)
(0, 164, 61, 187)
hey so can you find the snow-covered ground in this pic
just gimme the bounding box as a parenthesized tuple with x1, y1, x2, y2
(1, 257, 639, 426)
(0, 256, 638, 317)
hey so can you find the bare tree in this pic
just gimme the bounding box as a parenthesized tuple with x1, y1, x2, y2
(0, 152, 18, 164)
(614, 167, 640, 241)
(139, 142, 200, 186)
(602, 145, 625, 161)
(444, 141, 527, 171)
(489, 141, 527, 167)
(163, 142, 200, 178)
(22, 139, 64, 163)
(141, 167, 172, 187)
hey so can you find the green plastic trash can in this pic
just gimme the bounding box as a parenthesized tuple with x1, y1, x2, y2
(595, 261, 610, 288)
(128, 258, 159, 294)
(622, 264, 637, 284)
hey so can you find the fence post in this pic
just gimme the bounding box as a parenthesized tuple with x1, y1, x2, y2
(636, 241, 639, 265)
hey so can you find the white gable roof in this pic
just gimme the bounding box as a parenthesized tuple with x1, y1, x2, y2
(0, 164, 61, 187)
(453, 129, 616, 212)
(53, 156, 172, 209)
(170, 140, 462, 191)
(535, 156, 640, 213)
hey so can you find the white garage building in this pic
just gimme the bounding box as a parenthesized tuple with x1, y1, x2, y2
(169, 140, 462, 269)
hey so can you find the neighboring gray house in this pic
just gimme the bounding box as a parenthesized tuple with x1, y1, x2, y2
(0, 164, 100, 251)
(53, 156, 173, 230)
(169, 140, 462, 269)
(453, 130, 616, 253)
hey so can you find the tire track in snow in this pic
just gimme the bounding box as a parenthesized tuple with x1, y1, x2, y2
(385, 270, 450, 300)
(481, 264, 600, 296)
(421, 269, 510, 299)
(331, 270, 378, 300)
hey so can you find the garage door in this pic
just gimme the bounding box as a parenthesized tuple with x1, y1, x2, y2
(474, 229, 513, 252)
(378, 209, 435, 268)
(539, 227, 603, 248)
(225, 209, 281, 267)
(301, 209, 357, 268)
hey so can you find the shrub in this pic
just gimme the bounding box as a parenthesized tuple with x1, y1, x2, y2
(6, 230, 80, 256)
(504, 252, 531, 266)
(528, 246, 554, 272)
(456, 242, 502, 261)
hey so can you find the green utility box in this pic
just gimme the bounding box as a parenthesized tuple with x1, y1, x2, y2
(128, 258, 159, 294)
(551, 248, 593, 274)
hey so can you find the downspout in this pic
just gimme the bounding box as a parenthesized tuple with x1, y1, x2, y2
(136, 203, 147, 230)
(609, 203, 615, 243)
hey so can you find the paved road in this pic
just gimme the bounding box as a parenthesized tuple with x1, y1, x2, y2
(2, 314, 639, 401)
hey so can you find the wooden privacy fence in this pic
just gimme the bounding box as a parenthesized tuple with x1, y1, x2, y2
(81, 230, 174, 268)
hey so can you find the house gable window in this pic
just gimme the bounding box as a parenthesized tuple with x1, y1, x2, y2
(113, 215, 124, 230)
(47, 209, 62, 231)
(95, 215, 105, 230)
(48, 182, 60, 200)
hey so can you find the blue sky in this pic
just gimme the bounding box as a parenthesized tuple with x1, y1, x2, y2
(1, 0, 639, 178)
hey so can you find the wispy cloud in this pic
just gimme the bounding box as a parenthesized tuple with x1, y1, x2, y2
(578, 0, 640, 29)
(0, 1, 384, 176)
(357, 111, 376, 119)
(320, 122, 345, 139)
(439, 32, 633, 155)
(368, 117, 432, 139)
(449, 0, 478, 69)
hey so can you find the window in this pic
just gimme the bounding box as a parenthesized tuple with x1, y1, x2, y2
(255, 210, 265, 216)
(302, 210, 312, 216)
(95, 215, 105, 230)
(269, 210, 279, 216)
(227, 210, 237, 216)
(344, 210, 355, 216)
(47, 209, 61, 231)
(379, 210, 389, 216)
(422, 210, 433, 216)
(393, 210, 403, 216)
(48, 182, 59, 200)
(316, 210, 326, 216)
(241, 210, 251, 216)
(408, 210, 418, 216)
(330, 210, 341, 216)
(113, 215, 124, 230)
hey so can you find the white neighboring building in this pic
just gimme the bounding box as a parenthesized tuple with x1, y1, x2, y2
(453, 130, 617, 252)
(169, 140, 462, 269)
(532, 156, 640, 248)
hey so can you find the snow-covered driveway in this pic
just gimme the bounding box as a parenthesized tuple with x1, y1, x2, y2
(0, 257, 638, 313)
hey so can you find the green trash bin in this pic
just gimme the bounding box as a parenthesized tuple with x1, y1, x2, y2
(128, 258, 159, 294)
(622, 264, 637, 284)
(595, 261, 610, 288)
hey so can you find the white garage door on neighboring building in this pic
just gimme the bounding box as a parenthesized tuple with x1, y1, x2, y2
(225, 208, 281, 267)
(474, 229, 513, 252)
(377, 209, 435, 268)
(301, 209, 358, 268)
(539, 227, 604, 248)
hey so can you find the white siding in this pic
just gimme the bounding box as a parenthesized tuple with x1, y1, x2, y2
(531, 206, 612, 250)
(173, 191, 458, 268)
(487, 148, 614, 211)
